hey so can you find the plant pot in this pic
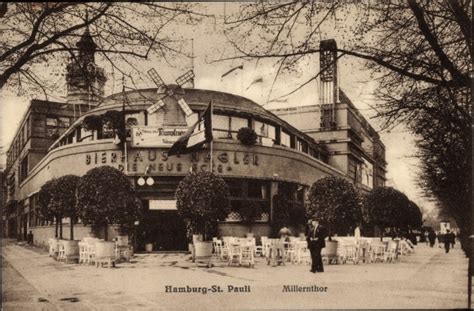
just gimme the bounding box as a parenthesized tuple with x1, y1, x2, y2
(192, 234, 203, 244)
(116, 235, 129, 247)
(63, 240, 80, 263)
(194, 241, 213, 267)
(95, 241, 116, 258)
(321, 240, 338, 257)
(145, 243, 153, 253)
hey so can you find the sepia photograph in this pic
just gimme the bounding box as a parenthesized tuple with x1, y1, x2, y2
(0, 1, 471, 310)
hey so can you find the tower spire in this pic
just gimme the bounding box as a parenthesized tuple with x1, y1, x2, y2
(65, 26, 106, 109)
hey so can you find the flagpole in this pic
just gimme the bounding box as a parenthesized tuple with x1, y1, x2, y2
(209, 99, 213, 173)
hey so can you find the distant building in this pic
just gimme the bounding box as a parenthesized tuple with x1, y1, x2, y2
(3, 33, 386, 250)
(271, 40, 386, 190)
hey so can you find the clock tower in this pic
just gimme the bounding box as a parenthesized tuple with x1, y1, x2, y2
(66, 28, 106, 107)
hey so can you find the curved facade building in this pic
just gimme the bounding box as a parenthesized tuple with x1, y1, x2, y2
(3, 34, 385, 251)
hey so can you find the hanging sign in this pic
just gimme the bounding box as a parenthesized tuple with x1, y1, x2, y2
(131, 126, 187, 147)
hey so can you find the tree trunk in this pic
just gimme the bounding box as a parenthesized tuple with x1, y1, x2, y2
(59, 218, 63, 239)
(70, 217, 74, 240)
(104, 223, 108, 241)
(55, 219, 58, 238)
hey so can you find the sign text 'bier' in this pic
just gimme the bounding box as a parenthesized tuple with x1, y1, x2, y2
(85, 149, 258, 173)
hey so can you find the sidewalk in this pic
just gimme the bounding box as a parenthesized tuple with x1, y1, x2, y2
(2, 239, 470, 310)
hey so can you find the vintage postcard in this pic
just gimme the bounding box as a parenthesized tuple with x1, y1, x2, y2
(1, 2, 471, 310)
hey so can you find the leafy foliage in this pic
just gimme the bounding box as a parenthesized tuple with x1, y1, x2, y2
(175, 171, 230, 240)
(76, 166, 143, 237)
(49, 175, 80, 220)
(239, 201, 263, 232)
(237, 127, 258, 145)
(288, 203, 307, 227)
(37, 179, 58, 222)
(271, 194, 290, 237)
(82, 115, 103, 132)
(364, 187, 420, 233)
(307, 177, 362, 236)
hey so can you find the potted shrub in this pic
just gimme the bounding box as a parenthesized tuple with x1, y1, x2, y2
(77, 166, 143, 261)
(176, 171, 230, 266)
(82, 115, 103, 139)
(237, 127, 258, 145)
(288, 203, 307, 235)
(49, 175, 81, 263)
(271, 194, 290, 238)
(364, 187, 413, 241)
(239, 201, 263, 236)
(38, 179, 59, 255)
(307, 177, 363, 259)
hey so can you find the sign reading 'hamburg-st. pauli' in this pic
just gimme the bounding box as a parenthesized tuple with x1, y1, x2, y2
(131, 126, 187, 147)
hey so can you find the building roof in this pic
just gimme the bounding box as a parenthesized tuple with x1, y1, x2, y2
(101, 86, 327, 152)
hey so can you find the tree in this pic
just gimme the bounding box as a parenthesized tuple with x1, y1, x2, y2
(37, 179, 59, 237)
(0, 2, 205, 97)
(271, 194, 290, 238)
(76, 165, 143, 240)
(175, 171, 230, 241)
(406, 200, 423, 229)
(288, 203, 307, 229)
(307, 176, 362, 237)
(364, 187, 412, 238)
(49, 175, 80, 240)
(239, 201, 263, 233)
(224, 1, 471, 250)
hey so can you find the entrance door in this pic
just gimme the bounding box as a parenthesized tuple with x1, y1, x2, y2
(137, 209, 188, 251)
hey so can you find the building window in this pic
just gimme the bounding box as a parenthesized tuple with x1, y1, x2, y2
(254, 121, 276, 141)
(320, 104, 335, 129)
(19, 156, 28, 183)
(213, 115, 249, 139)
(281, 131, 291, 147)
(297, 139, 308, 153)
(79, 126, 93, 142)
(230, 116, 248, 139)
(46, 116, 70, 139)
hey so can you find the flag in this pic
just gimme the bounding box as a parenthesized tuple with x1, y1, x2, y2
(245, 76, 263, 90)
(167, 101, 213, 156)
(221, 65, 243, 79)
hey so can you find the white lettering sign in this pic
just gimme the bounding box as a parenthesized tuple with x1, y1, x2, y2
(132, 126, 187, 147)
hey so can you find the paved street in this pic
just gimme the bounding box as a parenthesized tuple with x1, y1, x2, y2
(1, 239, 470, 310)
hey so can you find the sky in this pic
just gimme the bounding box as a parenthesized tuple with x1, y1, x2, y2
(0, 3, 438, 217)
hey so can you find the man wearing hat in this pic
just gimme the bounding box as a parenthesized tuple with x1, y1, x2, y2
(306, 218, 327, 273)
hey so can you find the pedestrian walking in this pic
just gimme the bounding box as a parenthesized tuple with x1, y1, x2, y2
(451, 231, 456, 249)
(443, 229, 454, 253)
(428, 230, 436, 247)
(306, 219, 327, 273)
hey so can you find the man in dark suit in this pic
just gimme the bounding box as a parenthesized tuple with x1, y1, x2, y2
(444, 230, 455, 253)
(306, 219, 327, 273)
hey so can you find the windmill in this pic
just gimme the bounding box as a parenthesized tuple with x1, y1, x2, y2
(146, 68, 196, 123)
